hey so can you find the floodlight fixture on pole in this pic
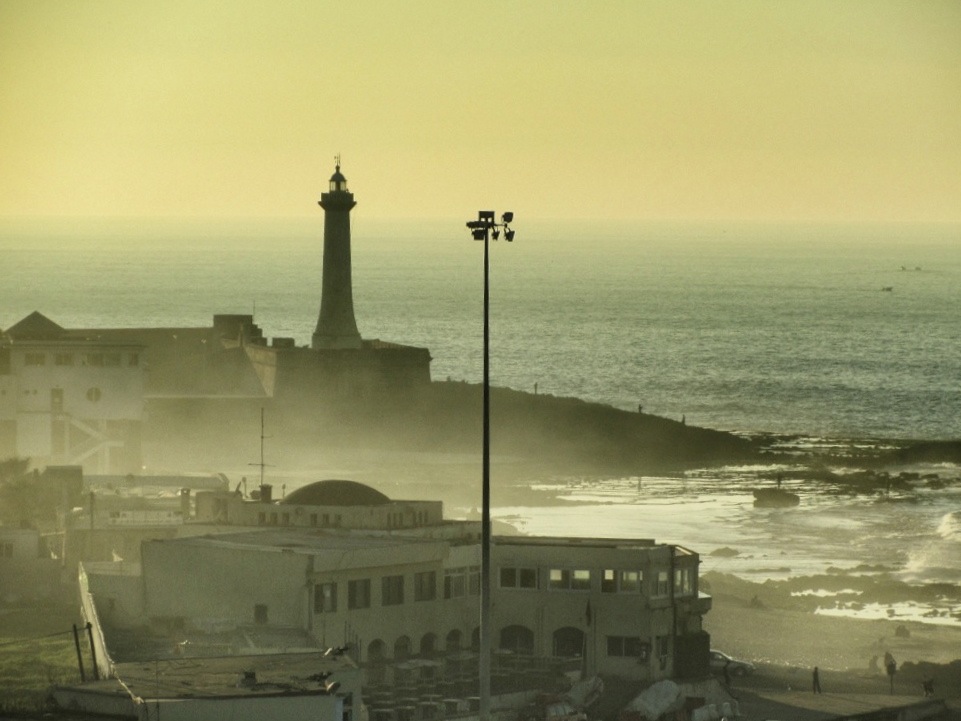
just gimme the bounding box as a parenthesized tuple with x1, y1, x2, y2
(463, 209, 515, 721)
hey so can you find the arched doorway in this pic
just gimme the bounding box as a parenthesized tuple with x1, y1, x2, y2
(552, 627, 585, 658)
(420, 632, 437, 657)
(394, 635, 412, 661)
(499, 625, 535, 655)
(445, 629, 462, 652)
(368, 639, 386, 663)
(367, 639, 387, 685)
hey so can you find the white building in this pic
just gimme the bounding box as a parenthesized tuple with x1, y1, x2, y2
(0, 312, 144, 473)
(96, 480, 711, 686)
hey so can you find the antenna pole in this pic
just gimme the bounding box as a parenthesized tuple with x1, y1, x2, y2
(248, 407, 272, 486)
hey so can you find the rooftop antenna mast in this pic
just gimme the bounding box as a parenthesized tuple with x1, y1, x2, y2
(248, 407, 272, 487)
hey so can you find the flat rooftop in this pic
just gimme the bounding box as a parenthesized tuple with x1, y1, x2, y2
(494, 535, 660, 549)
(113, 650, 355, 700)
(155, 527, 458, 554)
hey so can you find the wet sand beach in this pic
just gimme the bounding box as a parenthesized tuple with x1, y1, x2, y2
(704, 572, 961, 701)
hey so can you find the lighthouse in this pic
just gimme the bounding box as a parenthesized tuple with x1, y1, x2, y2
(312, 161, 363, 350)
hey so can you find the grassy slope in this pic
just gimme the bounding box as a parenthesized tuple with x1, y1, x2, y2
(0, 603, 85, 715)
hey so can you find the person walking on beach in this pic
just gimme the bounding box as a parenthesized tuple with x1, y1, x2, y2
(884, 652, 897, 694)
(812, 666, 822, 694)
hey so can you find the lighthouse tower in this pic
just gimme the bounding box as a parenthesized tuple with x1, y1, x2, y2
(312, 161, 363, 350)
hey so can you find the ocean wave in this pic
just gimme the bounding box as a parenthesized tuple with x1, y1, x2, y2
(936, 510, 961, 541)
(902, 512, 961, 584)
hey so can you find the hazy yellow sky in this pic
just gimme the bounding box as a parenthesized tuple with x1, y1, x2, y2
(1, 1, 959, 222)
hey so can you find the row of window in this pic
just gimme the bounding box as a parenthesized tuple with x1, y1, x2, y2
(258, 510, 342, 527)
(314, 563, 693, 614)
(500, 566, 693, 597)
(257, 510, 433, 529)
(23, 352, 140, 368)
(314, 567, 480, 613)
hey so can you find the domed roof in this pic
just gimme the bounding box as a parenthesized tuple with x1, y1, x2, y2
(328, 163, 348, 192)
(282, 480, 390, 506)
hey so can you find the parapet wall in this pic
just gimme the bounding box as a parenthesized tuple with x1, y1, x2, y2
(245, 342, 431, 403)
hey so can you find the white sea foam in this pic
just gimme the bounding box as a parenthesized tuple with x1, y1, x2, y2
(936, 511, 961, 541)
(791, 589, 863, 597)
(815, 602, 961, 627)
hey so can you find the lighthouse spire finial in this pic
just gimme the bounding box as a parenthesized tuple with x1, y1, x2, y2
(334, 153, 341, 170)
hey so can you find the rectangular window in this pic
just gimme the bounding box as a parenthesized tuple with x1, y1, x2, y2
(444, 568, 467, 599)
(129, 353, 140, 366)
(469, 566, 480, 595)
(607, 636, 644, 657)
(382, 575, 404, 606)
(254, 604, 268, 625)
(86, 353, 104, 367)
(620, 570, 642, 592)
(314, 583, 337, 613)
(24, 353, 45, 366)
(1, 543, 13, 558)
(54, 353, 74, 366)
(550, 569, 591, 590)
(602, 569, 617, 593)
(348, 579, 371, 610)
(674, 567, 693, 596)
(310, 513, 318, 527)
(104, 352, 122, 367)
(500, 567, 538, 589)
(257, 512, 266, 525)
(519, 568, 537, 588)
(414, 571, 436, 601)
(571, 569, 591, 590)
(603, 569, 644, 593)
(654, 571, 669, 597)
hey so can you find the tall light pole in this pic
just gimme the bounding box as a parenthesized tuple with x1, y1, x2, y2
(464, 210, 515, 721)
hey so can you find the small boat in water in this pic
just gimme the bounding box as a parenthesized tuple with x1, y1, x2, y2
(753, 488, 800, 508)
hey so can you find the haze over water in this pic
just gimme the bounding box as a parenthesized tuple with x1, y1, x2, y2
(3, 217, 961, 626)
(3, 218, 959, 440)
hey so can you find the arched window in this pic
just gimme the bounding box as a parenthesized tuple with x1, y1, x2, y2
(420, 633, 437, 657)
(394, 635, 412, 661)
(552, 627, 585, 658)
(368, 639, 386, 663)
(445, 629, 462, 652)
(367, 639, 387, 685)
(499, 625, 535, 656)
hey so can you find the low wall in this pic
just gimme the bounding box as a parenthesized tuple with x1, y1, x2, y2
(79, 563, 117, 680)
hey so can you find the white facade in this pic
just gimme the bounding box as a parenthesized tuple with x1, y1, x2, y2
(195, 489, 447, 532)
(1, 312, 144, 473)
(135, 526, 710, 683)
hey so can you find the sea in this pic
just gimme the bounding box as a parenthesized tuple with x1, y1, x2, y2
(2, 217, 960, 625)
